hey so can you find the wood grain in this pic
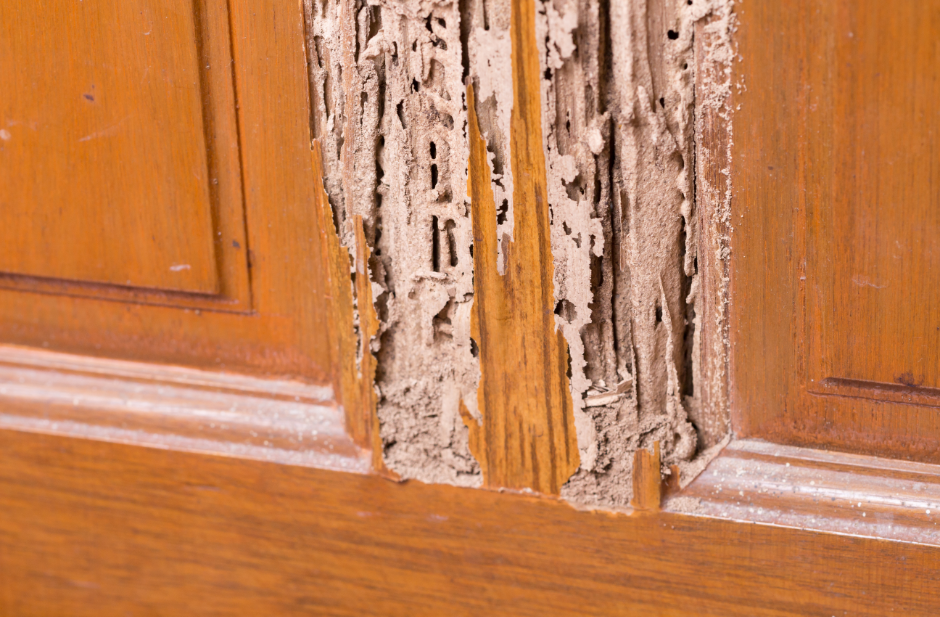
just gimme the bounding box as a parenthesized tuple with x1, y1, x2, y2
(312, 142, 388, 475)
(0, 0, 220, 293)
(462, 0, 579, 494)
(692, 14, 733, 449)
(0, 0, 336, 384)
(2, 429, 940, 616)
(732, 0, 940, 461)
(631, 442, 662, 511)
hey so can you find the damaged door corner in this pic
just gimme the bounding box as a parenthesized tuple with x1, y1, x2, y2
(304, 0, 736, 505)
(312, 140, 395, 478)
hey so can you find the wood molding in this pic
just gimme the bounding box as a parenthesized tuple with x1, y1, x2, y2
(2, 429, 939, 616)
(6, 342, 936, 551)
(671, 438, 940, 546)
(0, 344, 370, 473)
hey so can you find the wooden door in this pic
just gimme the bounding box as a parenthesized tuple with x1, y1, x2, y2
(733, 0, 940, 463)
(1, 0, 940, 615)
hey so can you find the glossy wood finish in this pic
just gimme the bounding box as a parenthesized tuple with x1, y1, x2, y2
(1, 0, 219, 292)
(461, 0, 579, 495)
(0, 344, 369, 473)
(1, 429, 939, 616)
(676, 439, 940, 545)
(0, 0, 250, 303)
(0, 0, 337, 385)
(732, 0, 940, 461)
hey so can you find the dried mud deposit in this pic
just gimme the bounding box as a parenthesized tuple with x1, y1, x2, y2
(304, 0, 736, 506)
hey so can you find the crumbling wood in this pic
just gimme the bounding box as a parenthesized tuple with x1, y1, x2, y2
(460, 0, 580, 494)
(313, 141, 393, 477)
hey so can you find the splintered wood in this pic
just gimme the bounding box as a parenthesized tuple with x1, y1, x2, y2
(459, 0, 579, 494)
(303, 0, 736, 503)
(312, 141, 392, 476)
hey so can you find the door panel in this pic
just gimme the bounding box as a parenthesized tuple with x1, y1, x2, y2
(0, 0, 938, 613)
(808, 1, 940, 395)
(0, 0, 240, 294)
(733, 0, 940, 461)
(0, 0, 336, 383)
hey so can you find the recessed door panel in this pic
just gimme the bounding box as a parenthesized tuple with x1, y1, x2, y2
(733, 0, 940, 462)
(807, 2, 940, 397)
(0, 0, 228, 294)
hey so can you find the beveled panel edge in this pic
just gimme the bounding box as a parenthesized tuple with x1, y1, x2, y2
(668, 438, 940, 545)
(0, 344, 370, 474)
(811, 377, 940, 409)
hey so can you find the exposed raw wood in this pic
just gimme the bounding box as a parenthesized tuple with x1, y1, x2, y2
(630, 442, 662, 511)
(312, 142, 389, 476)
(691, 11, 734, 449)
(2, 430, 940, 616)
(672, 439, 940, 546)
(299, 0, 738, 499)
(353, 216, 390, 475)
(461, 0, 580, 494)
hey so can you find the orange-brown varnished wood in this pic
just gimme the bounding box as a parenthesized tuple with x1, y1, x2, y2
(0, 0, 337, 385)
(461, 0, 579, 495)
(732, 0, 940, 461)
(0, 0, 223, 294)
(631, 442, 662, 511)
(1, 429, 940, 616)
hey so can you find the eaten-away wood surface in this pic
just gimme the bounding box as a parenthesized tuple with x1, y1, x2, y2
(732, 0, 940, 461)
(1, 429, 939, 617)
(312, 142, 388, 475)
(461, 0, 580, 495)
(0, 0, 336, 385)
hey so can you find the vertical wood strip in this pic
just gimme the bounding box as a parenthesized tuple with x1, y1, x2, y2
(352, 215, 391, 475)
(312, 140, 392, 477)
(631, 442, 662, 511)
(693, 15, 734, 449)
(461, 0, 579, 494)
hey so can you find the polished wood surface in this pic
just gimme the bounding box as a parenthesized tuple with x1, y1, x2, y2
(1, 429, 939, 616)
(0, 0, 337, 386)
(679, 438, 940, 545)
(0, 0, 221, 293)
(461, 0, 579, 495)
(732, 0, 940, 461)
(0, 344, 370, 473)
(810, 2, 940, 392)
